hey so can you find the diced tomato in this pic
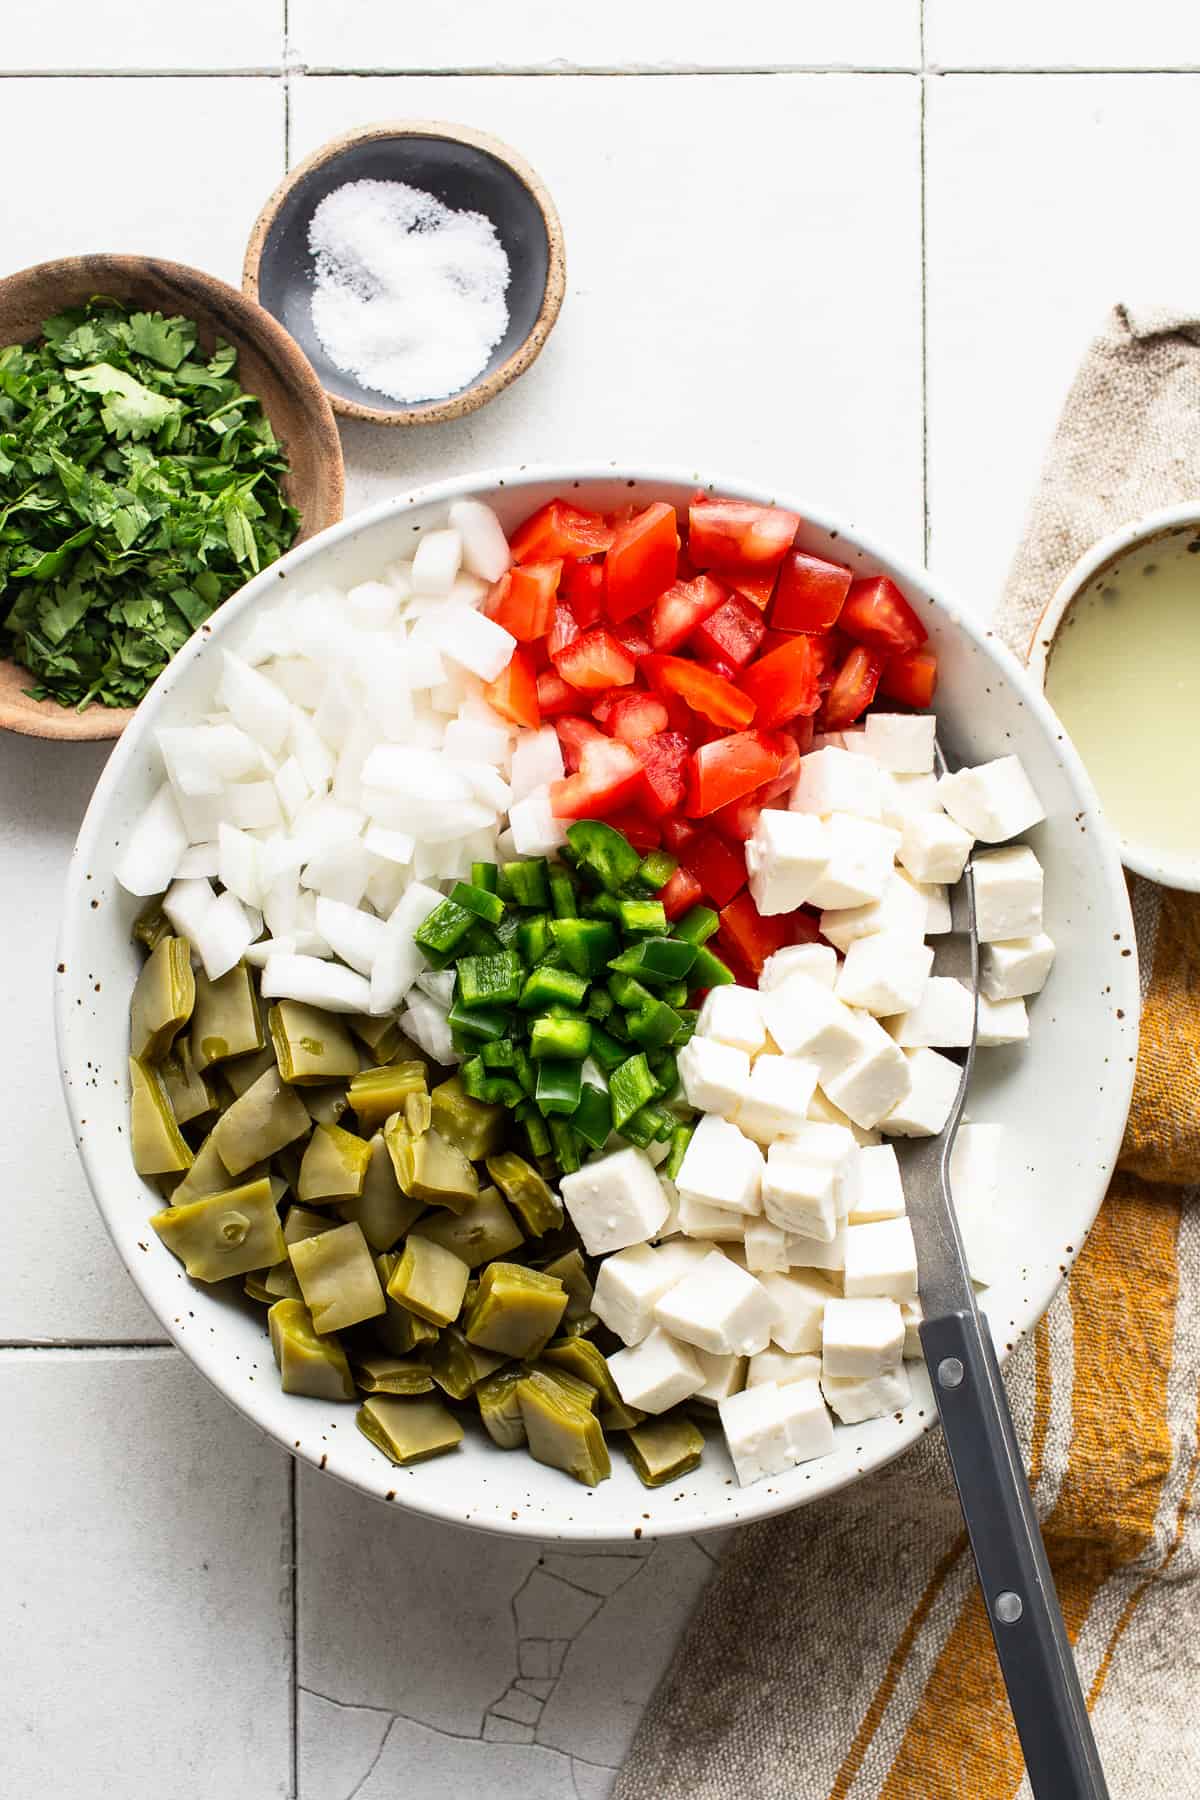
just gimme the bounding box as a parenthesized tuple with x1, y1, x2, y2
(535, 669, 577, 717)
(486, 561, 561, 642)
(605, 502, 680, 624)
(642, 653, 756, 730)
(707, 931, 757, 991)
(561, 558, 607, 625)
(509, 499, 614, 563)
(821, 645, 886, 730)
(687, 499, 800, 573)
(648, 575, 728, 653)
(659, 687, 699, 741)
(689, 591, 766, 672)
(879, 648, 938, 709)
(791, 714, 816, 756)
(678, 830, 747, 908)
(709, 793, 763, 843)
(771, 549, 853, 633)
(483, 648, 540, 730)
(718, 892, 821, 977)
(812, 631, 843, 691)
(760, 731, 801, 800)
(600, 692, 669, 744)
(708, 732, 800, 840)
(550, 735, 645, 819)
(547, 601, 581, 660)
(607, 502, 640, 529)
(615, 623, 652, 661)
(554, 626, 637, 692)
(555, 714, 605, 772)
(738, 635, 823, 730)
(658, 865, 703, 921)
(633, 731, 690, 819)
(687, 731, 782, 818)
(724, 569, 778, 612)
(661, 816, 699, 854)
(602, 809, 662, 852)
(839, 576, 927, 655)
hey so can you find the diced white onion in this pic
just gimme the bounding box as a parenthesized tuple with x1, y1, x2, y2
(225, 781, 283, 833)
(175, 843, 220, 879)
(260, 953, 372, 1014)
(508, 784, 567, 856)
(412, 528, 463, 595)
(216, 651, 292, 754)
(192, 890, 259, 982)
(449, 499, 511, 583)
(415, 967, 456, 1007)
(422, 603, 515, 682)
(314, 896, 386, 976)
(370, 880, 442, 1015)
(114, 783, 189, 896)
(347, 581, 401, 631)
(217, 822, 263, 910)
(510, 727, 565, 805)
(400, 993, 459, 1064)
(363, 825, 415, 865)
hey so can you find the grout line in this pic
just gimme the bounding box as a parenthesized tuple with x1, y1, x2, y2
(292, 64, 918, 77)
(0, 68, 285, 78)
(289, 1457, 299, 1800)
(1, 64, 1197, 81)
(282, 0, 292, 169)
(0, 1339, 171, 1351)
(919, 0, 930, 568)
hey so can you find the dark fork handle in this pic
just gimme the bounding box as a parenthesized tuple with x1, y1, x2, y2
(919, 1310, 1110, 1800)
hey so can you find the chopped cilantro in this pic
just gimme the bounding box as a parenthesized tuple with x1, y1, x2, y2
(0, 298, 299, 709)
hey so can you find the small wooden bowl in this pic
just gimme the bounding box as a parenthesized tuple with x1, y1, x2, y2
(0, 254, 344, 742)
(243, 121, 566, 427)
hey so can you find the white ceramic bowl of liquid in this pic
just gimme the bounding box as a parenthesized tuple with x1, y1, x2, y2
(1028, 502, 1200, 890)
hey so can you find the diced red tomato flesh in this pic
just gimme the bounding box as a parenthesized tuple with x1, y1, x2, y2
(600, 692, 670, 744)
(791, 714, 816, 756)
(535, 669, 577, 717)
(738, 634, 823, 730)
(707, 931, 757, 991)
(689, 591, 766, 672)
(649, 575, 728, 653)
(678, 830, 747, 908)
(718, 892, 819, 976)
(708, 793, 763, 843)
(547, 601, 580, 659)
(771, 550, 853, 633)
(658, 865, 703, 921)
(661, 816, 699, 854)
(879, 648, 938, 708)
(483, 648, 540, 730)
(602, 809, 662, 852)
(555, 714, 606, 772)
(604, 502, 679, 624)
(687, 500, 800, 573)
(634, 731, 690, 819)
(561, 558, 607, 625)
(614, 623, 651, 661)
(821, 645, 886, 730)
(554, 626, 637, 692)
(486, 561, 561, 642)
(687, 730, 782, 817)
(642, 654, 756, 730)
(509, 499, 614, 563)
(550, 736, 645, 818)
(839, 576, 927, 655)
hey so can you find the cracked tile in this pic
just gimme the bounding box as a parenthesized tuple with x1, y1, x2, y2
(514, 1569, 602, 1640)
(520, 1641, 555, 1679)
(297, 1690, 392, 1800)
(538, 1540, 713, 1768)
(546, 1642, 570, 1676)
(484, 1716, 537, 1743)
(297, 1469, 539, 1732)
(519, 1679, 557, 1701)
(539, 1554, 646, 1597)
(354, 1716, 577, 1800)
(572, 1763, 617, 1800)
(491, 1687, 545, 1726)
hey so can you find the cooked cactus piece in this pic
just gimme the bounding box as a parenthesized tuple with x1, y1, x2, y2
(347, 1061, 428, 1133)
(220, 1043, 277, 1098)
(130, 935, 195, 1063)
(298, 1122, 372, 1203)
(303, 1084, 352, 1127)
(429, 1075, 505, 1161)
(409, 1186, 523, 1268)
(372, 1251, 440, 1354)
(517, 1370, 611, 1486)
(211, 1065, 311, 1176)
(534, 1361, 600, 1412)
(289, 1221, 385, 1332)
(268, 1298, 356, 1401)
(159, 1037, 217, 1130)
(405, 1090, 432, 1136)
(624, 1415, 705, 1487)
(283, 1204, 334, 1245)
(476, 1366, 528, 1450)
(356, 1395, 463, 1466)
(269, 1000, 359, 1085)
(171, 1131, 242, 1206)
(263, 1261, 305, 1301)
(244, 1271, 275, 1304)
(540, 1337, 645, 1431)
(130, 1057, 194, 1176)
(150, 1176, 285, 1281)
(351, 1354, 436, 1396)
(386, 1236, 469, 1328)
(338, 1133, 425, 1252)
(463, 1262, 567, 1359)
(384, 1117, 479, 1213)
(132, 901, 171, 952)
(538, 1249, 596, 1331)
(347, 1013, 421, 1064)
(484, 1152, 563, 1237)
(191, 963, 263, 1071)
(428, 1326, 508, 1400)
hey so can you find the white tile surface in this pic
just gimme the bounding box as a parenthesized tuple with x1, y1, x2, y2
(290, 73, 925, 566)
(0, 738, 164, 1342)
(926, 2, 1200, 70)
(0, 0, 284, 70)
(0, 77, 283, 280)
(925, 73, 1200, 614)
(0, 1349, 291, 1799)
(288, 0, 920, 71)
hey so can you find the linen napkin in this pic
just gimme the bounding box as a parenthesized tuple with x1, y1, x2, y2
(614, 305, 1200, 1800)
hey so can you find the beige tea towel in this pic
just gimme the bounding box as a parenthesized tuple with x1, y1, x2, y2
(614, 305, 1200, 1800)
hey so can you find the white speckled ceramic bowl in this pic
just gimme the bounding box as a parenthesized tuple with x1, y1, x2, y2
(54, 467, 1140, 1542)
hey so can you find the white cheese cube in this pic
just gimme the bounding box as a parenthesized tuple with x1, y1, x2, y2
(743, 1215, 789, 1273)
(822, 1365, 911, 1424)
(821, 1296, 905, 1377)
(879, 770, 944, 831)
(758, 1269, 836, 1352)
(836, 931, 934, 1016)
(651, 1236, 720, 1283)
(977, 995, 1029, 1047)
(839, 727, 870, 756)
(736, 1055, 820, 1144)
(676, 1036, 752, 1121)
(864, 712, 936, 774)
(719, 1380, 834, 1486)
(806, 1090, 882, 1146)
(560, 1148, 669, 1256)
(819, 872, 927, 952)
(901, 1299, 923, 1358)
(790, 745, 882, 820)
(779, 1119, 858, 1164)
(920, 881, 953, 934)
(677, 1192, 748, 1241)
(696, 985, 767, 1056)
(760, 975, 870, 1080)
(843, 1217, 919, 1301)
(822, 1024, 912, 1130)
(885, 976, 974, 1049)
(972, 845, 1044, 943)
(805, 815, 902, 910)
(655, 1250, 774, 1356)
(746, 1348, 822, 1388)
(691, 1347, 748, 1404)
(897, 811, 973, 885)
(980, 933, 1056, 1001)
(939, 755, 1045, 843)
(846, 1143, 906, 1223)
(591, 1244, 680, 1346)
(675, 1113, 764, 1216)
(784, 1225, 846, 1271)
(745, 810, 830, 915)
(880, 1047, 961, 1138)
(607, 1327, 705, 1414)
(758, 942, 839, 993)
(653, 1175, 681, 1241)
(763, 1148, 838, 1242)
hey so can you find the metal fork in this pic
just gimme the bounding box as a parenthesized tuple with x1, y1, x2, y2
(895, 745, 1110, 1800)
